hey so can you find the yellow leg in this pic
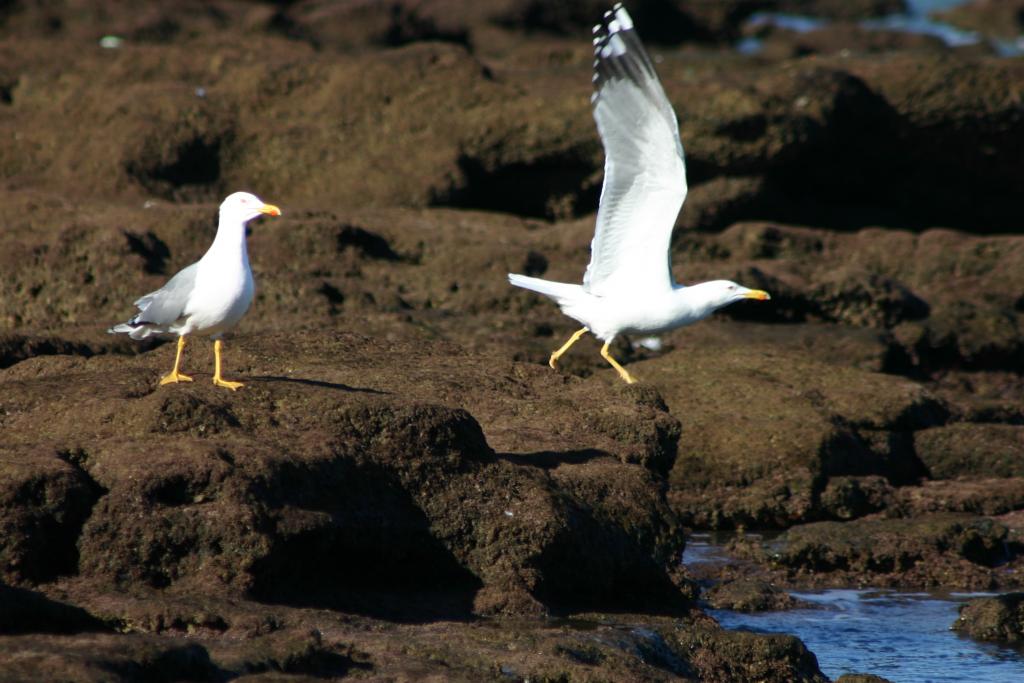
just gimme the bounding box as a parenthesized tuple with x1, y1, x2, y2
(600, 341, 637, 384)
(159, 336, 194, 385)
(549, 327, 589, 369)
(212, 339, 244, 391)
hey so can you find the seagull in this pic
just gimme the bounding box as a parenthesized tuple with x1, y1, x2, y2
(508, 4, 770, 384)
(109, 192, 281, 390)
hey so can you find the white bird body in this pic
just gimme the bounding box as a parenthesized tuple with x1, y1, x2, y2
(507, 5, 769, 383)
(178, 221, 255, 339)
(115, 192, 271, 340)
(110, 191, 281, 389)
(510, 275, 755, 340)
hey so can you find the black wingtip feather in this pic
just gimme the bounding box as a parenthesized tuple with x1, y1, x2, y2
(592, 5, 661, 102)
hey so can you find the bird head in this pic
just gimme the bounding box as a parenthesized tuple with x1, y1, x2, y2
(220, 191, 282, 224)
(702, 280, 771, 309)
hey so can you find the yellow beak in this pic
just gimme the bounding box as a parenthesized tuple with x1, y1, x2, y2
(260, 203, 282, 217)
(744, 289, 771, 301)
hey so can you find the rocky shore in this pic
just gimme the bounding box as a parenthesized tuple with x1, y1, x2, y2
(1, 1, 1022, 680)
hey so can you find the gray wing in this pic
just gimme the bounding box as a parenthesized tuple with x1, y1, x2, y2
(583, 4, 687, 298)
(131, 262, 198, 325)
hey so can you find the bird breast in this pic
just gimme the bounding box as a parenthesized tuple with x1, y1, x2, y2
(184, 254, 254, 335)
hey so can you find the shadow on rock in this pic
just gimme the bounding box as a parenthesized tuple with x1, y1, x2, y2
(247, 374, 388, 395)
(497, 448, 610, 469)
(0, 583, 109, 635)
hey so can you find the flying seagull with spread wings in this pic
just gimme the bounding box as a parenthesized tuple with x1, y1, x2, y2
(509, 3, 769, 384)
(110, 192, 281, 390)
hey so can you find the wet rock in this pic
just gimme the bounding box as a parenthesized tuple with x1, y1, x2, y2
(914, 423, 1024, 480)
(703, 578, 805, 612)
(673, 623, 828, 683)
(755, 513, 1016, 588)
(952, 592, 1024, 643)
(835, 675, 896, 683)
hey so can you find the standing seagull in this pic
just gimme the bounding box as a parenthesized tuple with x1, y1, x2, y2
(110, 192, 281, 390)
(509, 4, 770, 384)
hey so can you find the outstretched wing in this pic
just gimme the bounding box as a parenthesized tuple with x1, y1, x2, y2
(583, 4, 687, 297)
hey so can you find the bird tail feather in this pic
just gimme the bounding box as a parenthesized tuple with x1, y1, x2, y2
(108, 321, 164, 340)
(508, 274, 584, 303)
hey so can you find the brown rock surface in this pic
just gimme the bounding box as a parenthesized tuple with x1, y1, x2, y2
(1, 0, 1023, 678)
(0, 592, 832, 682)
(0, 328, 842, 679)
(751, 22, 954, 61)
(3, 10, 1024, 229)
(743, 513, 1022, 589)
(1, 332, 686, 615)
(650, 342, 939, 528)
(914, 423, 1024, 480)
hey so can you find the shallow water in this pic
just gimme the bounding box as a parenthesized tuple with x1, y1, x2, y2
(739, 0, 1024, 57)
(685, 537, 1024, 682)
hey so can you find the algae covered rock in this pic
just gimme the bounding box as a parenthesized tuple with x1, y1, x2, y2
(756, 513, 1013, 588)
(953, 592, 1024, 643)
(704, 578, 805, 612)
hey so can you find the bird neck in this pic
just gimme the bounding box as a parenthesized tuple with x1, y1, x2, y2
(207, 215, 250, 263)
(673, 283, 724, 320)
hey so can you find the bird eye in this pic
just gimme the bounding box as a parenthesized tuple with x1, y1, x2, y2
(728, 285, 736, 290)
